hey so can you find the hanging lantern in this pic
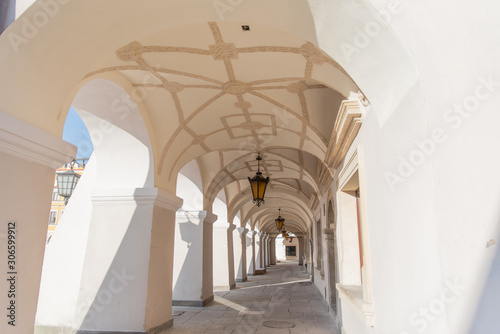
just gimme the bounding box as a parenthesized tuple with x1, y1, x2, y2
(281, 231, 287, 237)
(275, 207, 285, 231)
(247, 153, 270, 207)
(289, 236, 294, 243)
(56, 160, 81, 205)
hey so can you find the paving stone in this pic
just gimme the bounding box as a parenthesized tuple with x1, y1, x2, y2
(165, 262, 340, 333)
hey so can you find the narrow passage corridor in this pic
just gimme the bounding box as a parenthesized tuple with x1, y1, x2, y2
(167, 262, 341, 334)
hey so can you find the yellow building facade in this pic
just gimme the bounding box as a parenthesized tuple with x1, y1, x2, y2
(47, 164, 85, 240)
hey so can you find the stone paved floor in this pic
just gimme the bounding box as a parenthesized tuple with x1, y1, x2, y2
(166, 262, 341, 334)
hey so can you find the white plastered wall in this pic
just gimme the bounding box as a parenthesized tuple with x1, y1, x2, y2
(35, 78, 158, 331)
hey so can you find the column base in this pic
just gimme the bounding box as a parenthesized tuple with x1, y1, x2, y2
(255, 268, 266, 275)
(214, 283, 236, 291)
(148, 319, 174, 334)
(235, 277, 247, 283)
(172, 295, 214, 307)
(35, 320, 173, 334)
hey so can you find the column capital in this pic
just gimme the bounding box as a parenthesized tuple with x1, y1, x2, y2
(214, 222, 236, 231)
(236, 227, 249, 235)
(0, 110, 77, 169)
(91, 187, 183, 211)
(203, 212, 218, 224)
(156, 188, 184, 211)
(176, 210, 217, 224)
(323, 227, 336, 240)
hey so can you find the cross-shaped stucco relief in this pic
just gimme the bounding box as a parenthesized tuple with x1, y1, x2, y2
(85, 22, 350, 185)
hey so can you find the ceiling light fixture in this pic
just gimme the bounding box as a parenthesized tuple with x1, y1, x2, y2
(248, 153, 269, 207)
(275, 208, 285, 231)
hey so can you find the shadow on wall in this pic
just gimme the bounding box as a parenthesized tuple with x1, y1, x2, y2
(172, 211, 203, 300)
(469, 231, 500, 333)
(0, 0, 15, 33)
(177, 215, 198, 247)
(79, 206, 157, 331)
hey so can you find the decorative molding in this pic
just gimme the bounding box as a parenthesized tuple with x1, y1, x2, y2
(86, 21, 353, 180)
(338, 150, 359, 191)
(309, 195, 319, 213)
(176, 210, 217, 225)
(91, 188, 158, 206)
(337, 284, 374, 327)
(323, 227, 336, 241)
(317, 162, 333, 192)
(155, 188, 183, 211)
(91, 188, 183, 212)
(0, 111, 77, 169)
(203, 212, 218, 224)
(213, 222, 236, 231)
(236, 227, 249, 235)
(325, 100, 363, 169)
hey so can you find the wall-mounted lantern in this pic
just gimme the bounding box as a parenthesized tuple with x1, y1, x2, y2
(56, 160, 80, 205)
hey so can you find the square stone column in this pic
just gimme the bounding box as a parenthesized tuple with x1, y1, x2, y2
(213, 222, 236, 290)
(260, 233, 267, 268)
(37, 187, 183, 333)
(173, 210, 217, 306)
(263, 234, 270, 267)
(246, 230, 256, 276)
(267, 236, 272, 266)
(269, 235, 277, 265)
(234, 227, 248, 282)
(0, 112, 76, 334)
(255, 232, 262, 269)
(298, 236, 305, 265)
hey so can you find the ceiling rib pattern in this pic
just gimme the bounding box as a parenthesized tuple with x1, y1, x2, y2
(84, 21, 361, 233)
(85, 22, 353, 182)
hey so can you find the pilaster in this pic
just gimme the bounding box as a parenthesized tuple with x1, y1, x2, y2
(0, 112, 76, 334)
(173, 210, 217, 306)
(234, 227, 248, 282)
(213, 222, 236, 290)
(247, 230, 257, 276)
(37, 187, 182, 333)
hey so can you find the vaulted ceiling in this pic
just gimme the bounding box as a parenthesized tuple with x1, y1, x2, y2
(83, 21, 361, 232)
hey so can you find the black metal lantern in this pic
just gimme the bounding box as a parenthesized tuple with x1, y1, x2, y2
(247, 153, 270, 207)
(56, 161, 81, 204)
(275, 208, 285, 231)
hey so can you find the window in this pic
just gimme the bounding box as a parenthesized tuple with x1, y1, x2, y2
(52, 189, 60, 201)
(286, 246, 296, 256)
(337, 166, 374, 325)
(48, 211, 57, 225)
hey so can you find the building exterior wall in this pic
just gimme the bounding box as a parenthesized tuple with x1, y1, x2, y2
(46, 164, 85, 241)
